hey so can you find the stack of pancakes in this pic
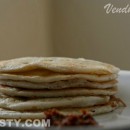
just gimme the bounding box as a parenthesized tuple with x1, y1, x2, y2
(0, 57, 125, 119)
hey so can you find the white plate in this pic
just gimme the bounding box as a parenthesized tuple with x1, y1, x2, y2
(95, 70, 130, 128)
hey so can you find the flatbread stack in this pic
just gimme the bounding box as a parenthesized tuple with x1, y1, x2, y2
(0, 57, 125, 119)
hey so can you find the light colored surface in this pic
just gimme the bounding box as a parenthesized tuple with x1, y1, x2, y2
(95, 71, 130, 128)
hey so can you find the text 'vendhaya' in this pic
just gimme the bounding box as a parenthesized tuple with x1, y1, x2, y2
(104, 3, 130, 14)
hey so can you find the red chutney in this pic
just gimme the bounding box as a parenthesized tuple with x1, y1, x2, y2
(44, 109, 98, 127)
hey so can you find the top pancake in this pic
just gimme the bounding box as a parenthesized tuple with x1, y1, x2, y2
(0, 57, 119, 75)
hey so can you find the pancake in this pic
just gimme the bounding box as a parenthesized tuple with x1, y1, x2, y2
(0, 95, 110, 111)
(0, 108, 44, 119)
(0, 57, 124, 119)
(0, 57, 119, 74)
(59, 96, 126, 115)
(0, 85, 117, 97)
(0, 79, 117, 89)
(0, 72, 118, 83)
(0, 97, 125, 119)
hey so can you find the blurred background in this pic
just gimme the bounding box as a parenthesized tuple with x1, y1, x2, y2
(0, 0, 130, 69)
